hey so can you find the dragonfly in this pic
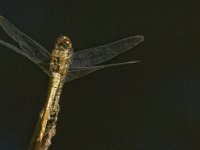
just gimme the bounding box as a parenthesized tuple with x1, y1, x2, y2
(0, 16, 144, 150)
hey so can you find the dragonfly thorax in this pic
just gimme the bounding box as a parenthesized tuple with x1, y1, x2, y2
(50, 36, 73, 75)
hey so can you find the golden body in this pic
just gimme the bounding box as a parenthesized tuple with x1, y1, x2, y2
(29, 36, 72, 150)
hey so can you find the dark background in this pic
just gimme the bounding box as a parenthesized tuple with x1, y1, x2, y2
(0, 0, 200, 150)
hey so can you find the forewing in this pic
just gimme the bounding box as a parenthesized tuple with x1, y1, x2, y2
(71, 35, 144, 67)
(0, 16, 51, 71)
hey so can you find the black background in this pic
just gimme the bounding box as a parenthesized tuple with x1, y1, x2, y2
(0, 0, 200, 150)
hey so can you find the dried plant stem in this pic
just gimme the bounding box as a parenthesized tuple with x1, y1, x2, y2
(28, 76, 65, 150)
(40, 77, 65, 150)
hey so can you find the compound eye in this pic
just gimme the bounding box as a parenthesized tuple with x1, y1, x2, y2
(57, 41, 70, 49)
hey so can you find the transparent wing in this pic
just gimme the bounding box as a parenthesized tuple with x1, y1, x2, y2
(0, 16, 51, 71)
(0, 16, 144, 82)
(71, 35, 144, 67)
(66, 60, 139, 82)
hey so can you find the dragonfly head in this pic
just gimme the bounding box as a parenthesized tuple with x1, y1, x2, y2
(55, 35, 72, 50)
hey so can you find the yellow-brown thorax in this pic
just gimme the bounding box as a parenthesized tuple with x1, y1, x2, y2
(50, 36, 72, 76)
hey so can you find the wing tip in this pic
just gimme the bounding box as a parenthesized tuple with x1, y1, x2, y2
(127, 35, 144, 45)
(135, 35, 144, 42)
